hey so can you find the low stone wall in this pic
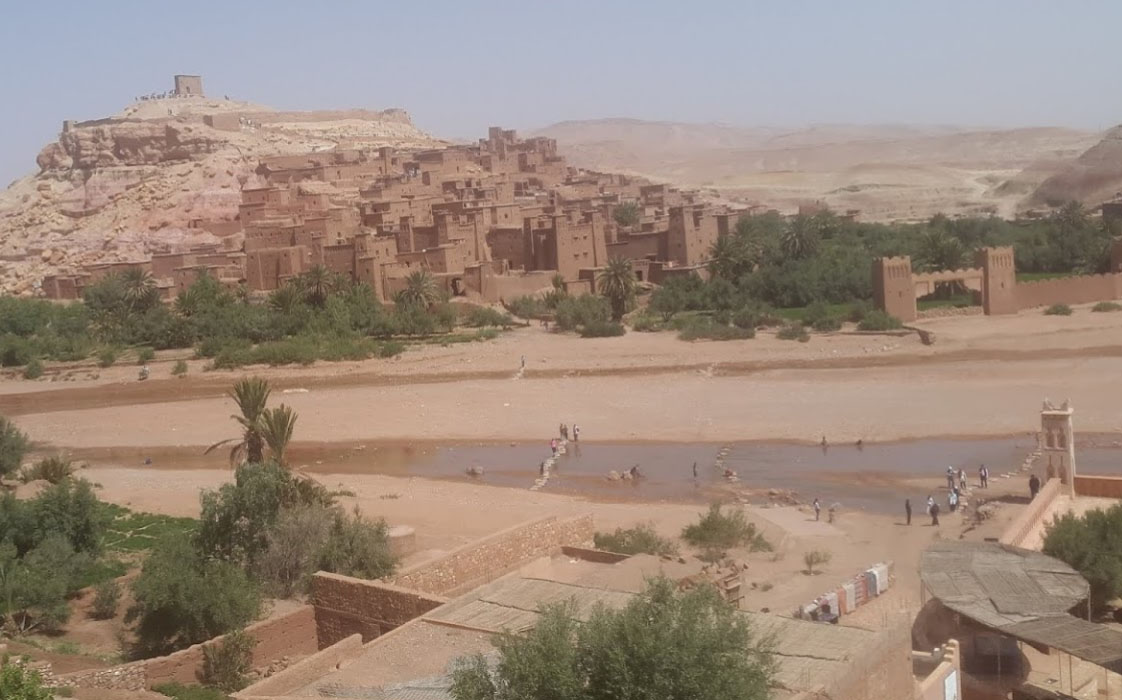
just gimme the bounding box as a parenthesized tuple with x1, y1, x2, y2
(999, 477, 1063, 548)
(57, 605, 318, 691)
(1074, 474, 1122, 499)
(384, 515, 595, 596)
(236, 634, 364, 699)
(312, 573, 448, 647)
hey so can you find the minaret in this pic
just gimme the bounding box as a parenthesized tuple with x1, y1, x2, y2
(1040, 399, 1076, 495)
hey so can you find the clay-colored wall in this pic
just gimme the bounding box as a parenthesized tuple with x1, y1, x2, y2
(311, 574, 448, 647)
(236, 634, 364, 698)
(385, 515, 595, 596)
(823, 620, 916, 700)
(977, 247, 1017, 315)
(1074, 474, 1122, 499)
(999, 477, 1063, 547)
(914, 640, 962, 700)
(1015, 273, 1121, 310)
(873, 256, 917, 322)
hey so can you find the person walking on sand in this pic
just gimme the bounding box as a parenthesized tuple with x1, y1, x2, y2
(813, 498, 821, 522)
(905, 498, 912, 525)
(520, 354, 526, 370)
(946, 466, 955, 489)
(573, 424, 580, 442)
(931, 502, 940, 526)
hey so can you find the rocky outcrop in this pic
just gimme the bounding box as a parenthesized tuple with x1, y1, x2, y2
(1029, 124, 1122, 207)
(37, 120, 225, 173)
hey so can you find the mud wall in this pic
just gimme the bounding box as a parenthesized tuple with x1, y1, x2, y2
(999, 477, 1063, 547)
(311, 574, 448, 647)
(1015, 273, 1122, 310)
(57, 605, 317, 691)
(821, 619, 916, 700)
(1074, 474, 1122, 499)
(236, 634, 364, 698)
(384, 515, 595, 596)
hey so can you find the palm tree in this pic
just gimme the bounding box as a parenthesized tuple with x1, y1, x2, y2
(260, 404, 297, 466)
(597, 257, 637, 322)
(398, 270, 440, 309)
(916, 230, 967, 272)
(708, 235, 755, 281)
(267, 283, 303, 314)
(780, 215, 820, 260)
(120, 268, 159, 313)
(206, 377, 272, 465)
(298, 265, 337, 308)
(174, 286, 200, 317)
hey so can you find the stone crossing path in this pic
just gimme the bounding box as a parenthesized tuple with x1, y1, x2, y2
(530, 438, 567, 491)
(714, 444, 738, 482)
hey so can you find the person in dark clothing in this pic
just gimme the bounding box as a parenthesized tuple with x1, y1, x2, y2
(1029, 473, 1041, 499)
(905, 498, 912, 525)
(930, 502, 940, 526)
(692, 461, 698, 478)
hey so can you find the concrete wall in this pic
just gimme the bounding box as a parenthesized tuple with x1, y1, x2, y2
(999, 477, 1063, 548)
(58, 605, 318, 691)
(1073, 474, 1122, 499)
(311, 574, 448, 647)
(385, 515, 595, 596)
(1015, 272, 1122, 310)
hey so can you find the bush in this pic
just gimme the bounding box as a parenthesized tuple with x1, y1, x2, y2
(91, 579, 121, 620)
(593, 523, 678, 556)
(18, 456, 75, 484)
(579, 321, 626, 338)
(450, 578, 773, 700)
(0, 662, 53, 700)
(677, 316, 754, 341)
(811, 316, 842, 332)
(776, 323, 809, 342)
(128, 534, 262, 656)
(202, 629, 256, 693)
(96, 347, 118, 368)
(553, 295, 611, 332)
(376, 340, 405, 358)
(613, 201, 641, 227)
(1042, 502, 1122, 610)
(316, 508, 397, 581)
(1044, 303, 1073, 316)
(465, 307, 512, 328)
(255, 505, 333, 597)
(152, 682, 229, 700)
(847, 300, 871, 323)
(137, 346, 156, 364)
(803, 550, 831, 575)
(1092, 301, 1122, 312)
(507, 295, 546, 320)
(682, 504, 772, 552)
(172, 359, 188, 376)
(0, 416, 30, 477)
(857, 309, 903, 331)
(21, 358, 43, 380)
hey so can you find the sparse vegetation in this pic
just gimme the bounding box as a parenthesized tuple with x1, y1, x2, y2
(18, 456, 75, 484)
(21, 358, 42, 379)
(0, 415, 30, 477)
(857, 309, 903, 331)
(1044, 303, 1073, 316)
(612, 201, 642, 227)
(91, 579, 121, 620)
(201, 629, 256, 693)
(173, 359, 189, 376)
(579, 320, 626, 338)
(96, 347, 118, 368)
(776, 322, 810, 342)
(803, 550, 831, 575)
(152, 682, 229, 700)
(1092, 301, 1122, 312)
(0, 662, 52, 700)
(594, 523, 679, 556)
(137, 346, 155, 364)
(682, 504, 772, 554)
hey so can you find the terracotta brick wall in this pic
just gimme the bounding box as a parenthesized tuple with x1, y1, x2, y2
(311, 574, 448, 647)
(384, 515, 595, 596)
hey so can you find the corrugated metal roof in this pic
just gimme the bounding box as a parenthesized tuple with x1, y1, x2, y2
(920, 541, 1122, 673)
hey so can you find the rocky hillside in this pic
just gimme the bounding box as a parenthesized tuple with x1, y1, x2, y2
(533, 119, 1098, 222)
(1028, 125, 1122, 207)
(0, 98, 443, 295)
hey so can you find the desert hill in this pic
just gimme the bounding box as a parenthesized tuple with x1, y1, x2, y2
(0, 97, 443, 295)
(532, 119, 1099, 221)
(1027, 125, 1122, 207)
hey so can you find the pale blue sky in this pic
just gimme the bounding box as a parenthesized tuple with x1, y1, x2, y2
(2, 0, 1120, 185)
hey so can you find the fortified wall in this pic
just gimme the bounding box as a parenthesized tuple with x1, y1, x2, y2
(872, 242, 1122, 321)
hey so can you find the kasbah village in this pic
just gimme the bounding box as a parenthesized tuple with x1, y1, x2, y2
(3, 66, 1122, 700)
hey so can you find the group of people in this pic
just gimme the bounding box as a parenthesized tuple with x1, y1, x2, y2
(550, 423, 580, 457)
(903, 464, 991, 526)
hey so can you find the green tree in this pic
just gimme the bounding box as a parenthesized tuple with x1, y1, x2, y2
(316, 508, 396, 581)
(397, 270, 440, 309)
(260, 404, 297, 466)
(207, 377, 272, 465)
(593, 523, 678, 556)
(296, 265, 339, 309)
(266, 283, 304, 315)
(780, 215, 820, 260)
(120, 267, 160, 314)
(915, 229, 967, 272)
(596, 258, 637, 322)
(1042, 502, 1122, 610)
(128, 534, 262, 657)
(613, 201, 641, 228)
(682, 503, 772, 553)
(0, 416, 29, 478)
(450, 578, 773, 700)
(708, 234, 755, 282)
(0, 662, 53, 700)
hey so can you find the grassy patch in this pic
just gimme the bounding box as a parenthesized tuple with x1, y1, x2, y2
(1043, 303, 1073, 316)
(1092, 301, 1121, 312)
(774, 303, 850, 322)
(101, 503, 197, 553)
(594, 524, 678, 557)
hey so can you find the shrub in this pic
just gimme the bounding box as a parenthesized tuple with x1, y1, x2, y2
(137, 346, 156, 364)
(776, 323, 809, 342)
(18, 456, 75, 484)
(475, 328, 499, 341)
(255, 505, 333, 597)
(1042, 502, 1122, 610)
(554, 295, 611, 332)
(507, 295, 546, 320)
(630, 312, 661, 332)
(22, 358, 43, 380)
(579, 321, 626, 338)
(316, 508, 396, 581)
(1092, 301, 1122, 312)
(613, 201, 641, 227)
(803, 550, 831, 575)
(128, 534, 262, 657)
(857, 309, 903, 331)
(96, 347, 118, 368)
(847, 300, 871, 323)
(465, 307, 512, 328)
(152, 682, 229, 700)
(0, 662, 53, 700)
(0, 417, 30, 477)
(677, 317, 754, 341)
(811, 316, 842, 332)
(732, 307, 759, 330)
(1044, 303, 1073, 316)
(202, 629, 256, 693)
(376, 340, 405, 358)
(594, 523, 678, 556)
(91, 579, 121, 620)
(172, 359, 188, 376)
(682, 504, 772, 552)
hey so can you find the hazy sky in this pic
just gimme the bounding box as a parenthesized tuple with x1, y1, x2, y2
(2, 0, 1121, 185)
